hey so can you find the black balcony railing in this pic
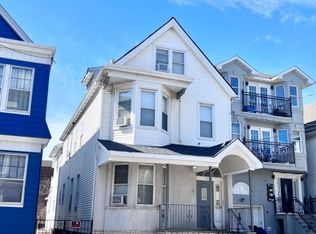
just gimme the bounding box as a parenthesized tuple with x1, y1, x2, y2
(242, 91, 292, 117)
(159, 204, 211, 230)
(244, 140, 295, 164)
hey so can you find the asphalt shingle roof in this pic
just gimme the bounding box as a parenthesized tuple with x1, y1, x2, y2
(98, 139, 233, 157)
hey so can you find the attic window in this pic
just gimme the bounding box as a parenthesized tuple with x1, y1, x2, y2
(155, 48, 185, 75)
(156, 49, 169, 72)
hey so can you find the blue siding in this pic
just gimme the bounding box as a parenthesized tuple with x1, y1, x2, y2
(0, 58, 51, 139)
(0, 151, 42, 234)
(0, 15, 23, 41)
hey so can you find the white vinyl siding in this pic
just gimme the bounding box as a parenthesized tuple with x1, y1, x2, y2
(0, 153, 27, 207)
(137, 165, 154, 205)
(200, 105, 213, 138)
(74, 174, 80, 212)
(68, 178, 74, 212)
(140, 91, 155, 127)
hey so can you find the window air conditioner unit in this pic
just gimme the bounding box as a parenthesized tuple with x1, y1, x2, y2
(157, 63, 168, 72)
(116, 117, 131, 127)
(112, 195, 127, 205)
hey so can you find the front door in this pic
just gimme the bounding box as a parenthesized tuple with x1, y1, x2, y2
(280, 179, 294, 213)
(213, 180, 223, 229)
(196, 180, 211, 229)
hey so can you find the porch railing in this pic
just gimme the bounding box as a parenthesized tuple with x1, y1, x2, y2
(36, 219, 93, 234)
(159, 204, 211, 230)
(228, 208, 249, 232)
(244, 140, 295, 164)
(305, 196, 316, 214)
(242, 91, 292, 117)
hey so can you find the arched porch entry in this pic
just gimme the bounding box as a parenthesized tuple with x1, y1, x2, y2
(195, 139, 263, 230)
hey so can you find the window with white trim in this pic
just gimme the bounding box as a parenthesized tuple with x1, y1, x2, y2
(232, 123, 240, 139)
(140, 90, 155, 126)
(230, 77, 239, 95)
(0, 153, 27, 205)
(290, 86, 298, 107)
(162, 96, 168, 131)
(7, 67, 33, 112)
(74, 174, 80, 212)
(117, 90, 132, 124)
(112, 165, 128, 205)
(172, 51, 184, 75)
(137, 165, 154, 205)
(156, 49, 169, 72)
(293, 130, 302, 153)
(200, 105, 213, 138)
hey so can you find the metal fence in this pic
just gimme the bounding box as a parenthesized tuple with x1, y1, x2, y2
(36, 220, 93, 234)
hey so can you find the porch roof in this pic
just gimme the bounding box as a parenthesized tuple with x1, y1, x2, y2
(98, 139, 232, 157)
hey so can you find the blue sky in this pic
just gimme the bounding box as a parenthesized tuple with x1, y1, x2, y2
(2, 0, 316, 159)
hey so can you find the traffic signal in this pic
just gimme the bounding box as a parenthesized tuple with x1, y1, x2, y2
(267, 184, 274, 201)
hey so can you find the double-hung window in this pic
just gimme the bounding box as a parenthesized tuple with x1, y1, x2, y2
(0, 153, 27, 206)
(156, 49, 185, 75)
(200, 105, 213, 138)
(140, 91, 155, 126)
(293, 130, 302, 153)
(232, 123, 240, 139)
(162, 96, 168, 131)
(172, 51, 184, 75)
(117, 90, 132, 126)
(68, 178, 74, 212)
(230, 77, 239, 95)
(290, 86, 298, 107)
(113, 165, 128, 205)
(137, 165, 154, 205)
(156, 49, 169, 72)
(74, 174, 80, 212)
(7, 67, 33, 112)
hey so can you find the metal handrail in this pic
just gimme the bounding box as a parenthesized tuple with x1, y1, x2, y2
(228, 208, 247, 233)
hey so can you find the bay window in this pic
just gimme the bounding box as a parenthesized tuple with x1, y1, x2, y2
(140, 91, 155, 126)
(162, 96, 168, 131)
(200, 105, 213, 138)
(0, 153, 27, 206)
(117, 90, 132, 126)
(137, 165, 154, 205)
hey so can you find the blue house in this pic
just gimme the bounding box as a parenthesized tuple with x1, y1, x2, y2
(0, 5, 55, 234)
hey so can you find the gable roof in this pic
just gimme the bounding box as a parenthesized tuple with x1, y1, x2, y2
(272, 66, 314, 87)
(0, 5, 32, 42)
(114, 17, 236, 98)
(216, 55, 258, 74)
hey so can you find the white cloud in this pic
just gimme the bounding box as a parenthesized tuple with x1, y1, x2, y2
(253, 35, 282, 44)
(171, 0, 316, 23)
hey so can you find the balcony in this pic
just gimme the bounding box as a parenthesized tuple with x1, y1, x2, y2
(244, 140, 295, 164)
(242, 91, 292, 118)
